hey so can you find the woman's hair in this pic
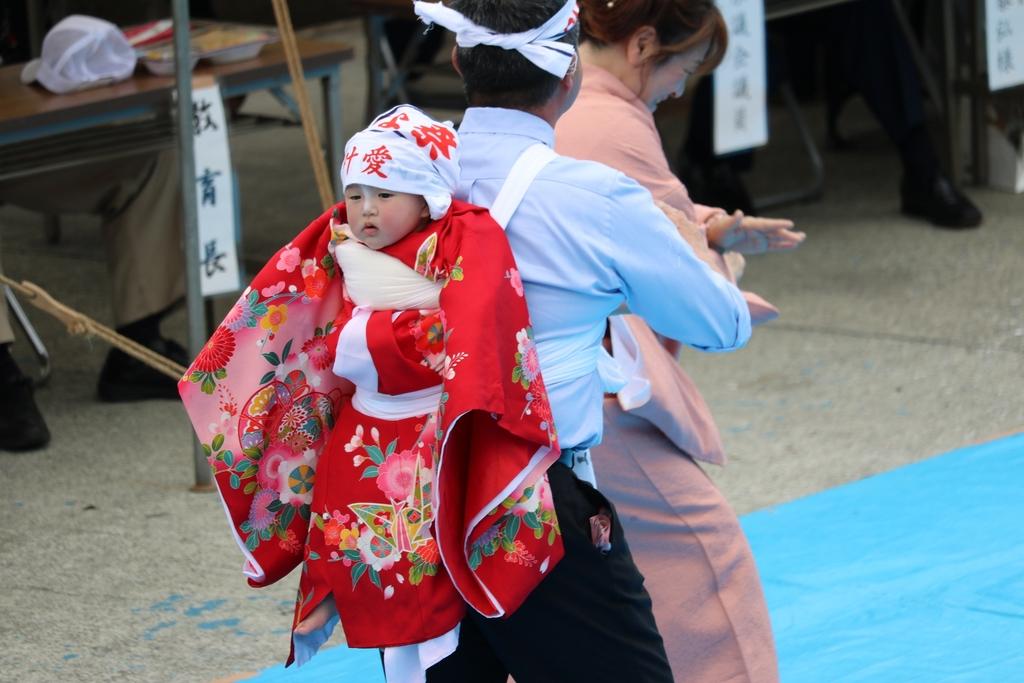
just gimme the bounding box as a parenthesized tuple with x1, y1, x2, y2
(580, 0, 728, 73)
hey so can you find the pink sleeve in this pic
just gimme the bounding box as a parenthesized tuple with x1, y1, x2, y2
(707, 249, 780, 325)
(557, 95, 699, 221)
(694, 203, 726, 225)
(743, 291, 780, 325)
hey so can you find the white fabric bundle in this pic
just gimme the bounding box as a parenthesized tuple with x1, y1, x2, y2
(332, 238, 442, 310)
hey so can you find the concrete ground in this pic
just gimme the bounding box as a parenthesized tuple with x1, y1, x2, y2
(1, 18, 1022, 683)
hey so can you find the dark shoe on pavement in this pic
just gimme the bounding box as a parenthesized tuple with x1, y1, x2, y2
(901, 173, 983, 229)
(0, 373, 51, 451)
(97, 336, 189, 402)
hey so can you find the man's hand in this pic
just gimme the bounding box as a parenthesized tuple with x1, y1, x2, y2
(706, 211, 805, 254)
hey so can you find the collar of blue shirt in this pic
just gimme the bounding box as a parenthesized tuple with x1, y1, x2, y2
(458, 107, 556, 148)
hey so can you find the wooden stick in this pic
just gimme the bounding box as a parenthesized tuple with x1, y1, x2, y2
(270, 0, 336, 211)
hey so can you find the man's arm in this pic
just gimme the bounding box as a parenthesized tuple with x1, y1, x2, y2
(607, 176, 752, 352)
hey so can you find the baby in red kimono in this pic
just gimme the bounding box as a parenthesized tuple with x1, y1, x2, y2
(179, 106, 562, 683)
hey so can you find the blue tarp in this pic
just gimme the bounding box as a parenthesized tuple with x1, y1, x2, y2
(743, 432, 1024, 682)
(246, 432, 1024, 682)
(243, 644, 383, 682)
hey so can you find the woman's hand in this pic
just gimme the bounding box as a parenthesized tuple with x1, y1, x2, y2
(706, 211, 805, 254)
(654, 200, 730, 279)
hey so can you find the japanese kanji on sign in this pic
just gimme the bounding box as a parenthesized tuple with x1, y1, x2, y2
(713, 0, 769, 155)
(191, 82, 241, 296)
(986, 0, 1024, 91)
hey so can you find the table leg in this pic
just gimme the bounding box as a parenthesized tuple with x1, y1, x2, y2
(322, 68, 344, 200)
(382, 27, 426, 106)
(26, 0, 46, 58)
(172, 0, 213, 490)
(4, 286, 50, 386)
(366, 14, 386, 123)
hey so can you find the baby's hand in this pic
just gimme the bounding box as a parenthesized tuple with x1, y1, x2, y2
(329, 207, 349, 243)
(294, 596, 337, 635)
(330, 222, 350, 245)
(328, 215, 350, 256)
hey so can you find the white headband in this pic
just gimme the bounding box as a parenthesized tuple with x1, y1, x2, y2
(413, 0, 579, 78)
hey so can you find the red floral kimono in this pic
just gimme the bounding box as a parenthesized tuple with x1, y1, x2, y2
(179, 200, 561, 661)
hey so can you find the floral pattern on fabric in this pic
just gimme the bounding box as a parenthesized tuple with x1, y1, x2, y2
(311, 425, 441, 591)
(409, 311, 447, 371)
(468, 477, 560, 570)
(182, 200, 563, 652)
(181, 210, 348, 587)
(392, 205, 563, 619)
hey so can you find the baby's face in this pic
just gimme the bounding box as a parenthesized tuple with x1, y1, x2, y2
(343, 184, 429, 249)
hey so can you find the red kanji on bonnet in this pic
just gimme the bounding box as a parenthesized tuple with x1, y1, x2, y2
(411, 124, 458, 161)
(344, 146, 359, 174)
(362, 145, 392, 178)
(378, 112, 410, 130)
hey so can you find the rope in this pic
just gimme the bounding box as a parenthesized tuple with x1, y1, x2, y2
(0, 274, 187, 380)
(270, 0, 336, 211)
(0, 4, 334, 382)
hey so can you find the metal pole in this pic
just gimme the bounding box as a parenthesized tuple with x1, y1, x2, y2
(322, 68, 344, 200)
(171, 0, 213, 491)
(365, 14, 385, 122)
(26, 0, 46, 58)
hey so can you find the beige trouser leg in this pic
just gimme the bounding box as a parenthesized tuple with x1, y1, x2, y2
(0, 244, 15, 344)
(100, 150, 185, 326)
(0, 149, 185, 327)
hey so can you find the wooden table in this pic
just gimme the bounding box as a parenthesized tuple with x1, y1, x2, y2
(0, 39, 355, 185)
(0, 37, 354, 394)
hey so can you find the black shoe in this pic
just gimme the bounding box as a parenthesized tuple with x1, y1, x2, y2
(97, 336, 188, 402)
(901, 173, 983, 229)
(0, 373, 51, 451)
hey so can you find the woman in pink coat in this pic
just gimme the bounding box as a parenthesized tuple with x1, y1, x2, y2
(555, 2, 804, 681)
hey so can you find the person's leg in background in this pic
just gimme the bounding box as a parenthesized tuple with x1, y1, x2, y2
(0, 244, 51, 451)
(679, 1, 981, 229)
(0, 149, 187, 403)
(677, 25, 800, 216)
(96, 149, 187, 401)
(823, 0, 982, 229)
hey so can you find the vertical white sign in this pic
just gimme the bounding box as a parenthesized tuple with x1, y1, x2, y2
(713, 0, 769, 155)
(986, 0, 1024, 91)
(191, 82, 241, 296)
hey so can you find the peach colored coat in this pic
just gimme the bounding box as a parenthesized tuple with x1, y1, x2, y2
(556, 65, 780, 683)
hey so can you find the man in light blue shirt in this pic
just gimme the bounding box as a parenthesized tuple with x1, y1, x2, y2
(415, 1, 750, 681)
(457, 109, 750, 451)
